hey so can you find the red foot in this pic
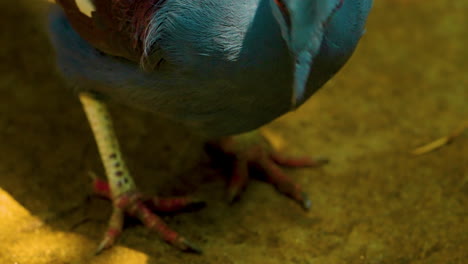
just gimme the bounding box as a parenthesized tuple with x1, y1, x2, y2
(207, 134, 328, 210)
(92, 179, 203, 254)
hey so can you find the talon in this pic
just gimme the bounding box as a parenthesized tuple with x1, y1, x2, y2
(226, 160, 249, 203)
(94, 241, 107, 255)
(179, 238, 203, 254)
(227, 187, 241, 204)
(95, 226, 122, 254)
(300, 192, 312, 210)
(181, 197, 207, 211)
(95, 236, 113, 255)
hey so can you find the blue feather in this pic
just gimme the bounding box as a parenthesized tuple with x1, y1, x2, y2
(48, 0, 372, 138)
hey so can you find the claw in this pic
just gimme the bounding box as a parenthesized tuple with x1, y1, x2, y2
(178, 237, 203, 254)
(226, 160, 249, 203)
(95, 209, 123, 254)
(95, 235, 113, 255)
(300, 192, 312, 210)
(226, 191, 237, 204)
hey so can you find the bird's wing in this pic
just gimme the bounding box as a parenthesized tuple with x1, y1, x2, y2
(56, 0, 164, 63)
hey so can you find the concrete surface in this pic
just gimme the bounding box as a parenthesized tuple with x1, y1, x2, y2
(0, 0, 467, 263)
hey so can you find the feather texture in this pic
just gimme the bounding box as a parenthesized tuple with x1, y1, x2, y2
(48, 0, 372, 138)
(57, 0, 164, 62)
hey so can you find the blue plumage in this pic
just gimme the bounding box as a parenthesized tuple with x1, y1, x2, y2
(45, 1, 374, 252)
(48, 0, 372, 137)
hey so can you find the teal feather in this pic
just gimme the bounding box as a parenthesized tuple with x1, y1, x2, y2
(48, 0, 372, 138)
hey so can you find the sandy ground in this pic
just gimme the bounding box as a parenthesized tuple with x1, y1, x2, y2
(0, 0, 467, 263)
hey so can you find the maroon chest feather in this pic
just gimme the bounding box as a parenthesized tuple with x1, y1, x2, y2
(57, 0, 164, 62)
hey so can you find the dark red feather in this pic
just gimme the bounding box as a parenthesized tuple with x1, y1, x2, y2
(56, 0, 165, 62)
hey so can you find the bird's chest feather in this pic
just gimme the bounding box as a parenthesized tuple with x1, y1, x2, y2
(49, 0, 296, 137)
(48, 0, 371, 137)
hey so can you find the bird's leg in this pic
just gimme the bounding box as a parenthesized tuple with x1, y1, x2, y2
(206, 130, 328, 210)
(79, 92, 202, 254)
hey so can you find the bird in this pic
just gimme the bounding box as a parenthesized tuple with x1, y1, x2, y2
(46, 0, 372, 254)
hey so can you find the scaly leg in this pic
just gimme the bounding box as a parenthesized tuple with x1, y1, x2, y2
(79, 92, 202, 254)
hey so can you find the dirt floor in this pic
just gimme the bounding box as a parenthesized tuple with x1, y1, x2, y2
(1, 0, 467, 263)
